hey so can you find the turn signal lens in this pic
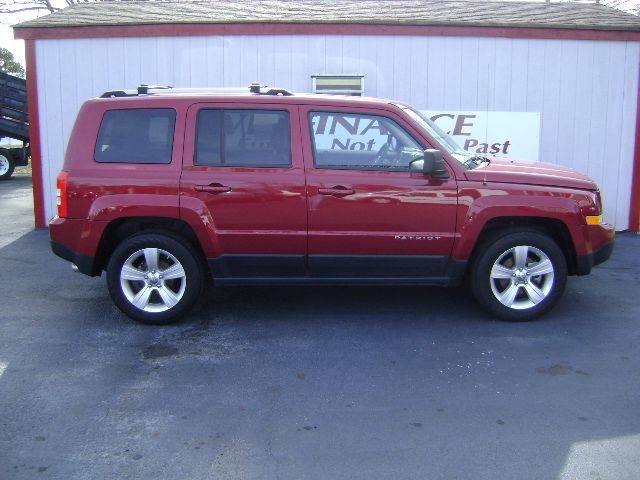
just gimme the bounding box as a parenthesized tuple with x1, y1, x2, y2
(56, 171, 69, 218)
(586, 215, 602, 225)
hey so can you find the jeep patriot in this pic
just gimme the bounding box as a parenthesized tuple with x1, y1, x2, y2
(50, 84, 615, 324)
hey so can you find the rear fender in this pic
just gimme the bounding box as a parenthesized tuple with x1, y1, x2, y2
(179, 195, 220, 258)
(87, 195, 180, 221)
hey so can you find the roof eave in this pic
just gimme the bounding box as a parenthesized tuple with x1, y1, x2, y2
(13, 21, 640, 42)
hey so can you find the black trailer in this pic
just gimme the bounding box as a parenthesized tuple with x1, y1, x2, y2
(0, 71, 29, 180)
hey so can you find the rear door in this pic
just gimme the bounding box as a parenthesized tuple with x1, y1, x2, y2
(300, 105, 458, 278)
(180, 102, 307, 277)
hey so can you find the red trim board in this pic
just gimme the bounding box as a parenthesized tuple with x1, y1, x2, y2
(24, 40, 46, 229)
(629, 67, 640, 233)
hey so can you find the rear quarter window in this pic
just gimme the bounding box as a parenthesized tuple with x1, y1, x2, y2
(195, 109, 291, 167)
(95, 109, 176, 164)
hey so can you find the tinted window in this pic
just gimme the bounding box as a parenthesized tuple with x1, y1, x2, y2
(196, 109, 291, 167)
(95, 109, 176, 164)
(309, 112, 423, 171)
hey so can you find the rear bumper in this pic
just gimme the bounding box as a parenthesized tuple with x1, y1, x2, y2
(575, 223, 615, 275)
(49, 216, 104, 276)
(51, 240, 98, 276)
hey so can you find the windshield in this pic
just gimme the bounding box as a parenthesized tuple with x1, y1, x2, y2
(402, 107, 481, 168)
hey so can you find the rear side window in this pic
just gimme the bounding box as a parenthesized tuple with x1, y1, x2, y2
(196, 109, 291, 167)
(95, 109, 176, 164)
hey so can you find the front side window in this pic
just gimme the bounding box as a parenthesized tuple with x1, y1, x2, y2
(309, 112, 423, 171)
(196, 109, 291, 167)
(95, 109, 176, 164)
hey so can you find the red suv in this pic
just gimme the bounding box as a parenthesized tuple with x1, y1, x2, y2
(50, 84, 614, 324)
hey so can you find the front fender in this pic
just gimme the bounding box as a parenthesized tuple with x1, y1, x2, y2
(453, 182, 589, 260)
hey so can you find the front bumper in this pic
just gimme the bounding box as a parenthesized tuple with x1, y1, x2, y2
(575, 223, 615, 275)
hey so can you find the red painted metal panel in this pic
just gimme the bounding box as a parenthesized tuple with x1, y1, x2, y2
(24, 40, 46, 229)
(179, 102, 308, 259)
(14, 23, 640, 42)
(298, 103, 458, 260)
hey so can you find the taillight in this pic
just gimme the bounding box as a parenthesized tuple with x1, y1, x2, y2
(56, 171, 69, 218)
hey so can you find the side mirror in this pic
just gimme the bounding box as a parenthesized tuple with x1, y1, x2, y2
(409, 149, 449, 179)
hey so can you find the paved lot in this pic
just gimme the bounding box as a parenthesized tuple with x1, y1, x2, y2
(0, 178, 639, 480)
(0, 176, 34, 248)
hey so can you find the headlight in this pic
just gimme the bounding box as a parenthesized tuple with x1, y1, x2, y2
(583, 190, 603, 225)
(594, 190, 603, 215)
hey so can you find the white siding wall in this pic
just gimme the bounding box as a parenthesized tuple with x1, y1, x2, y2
(36, 34, 639, 228)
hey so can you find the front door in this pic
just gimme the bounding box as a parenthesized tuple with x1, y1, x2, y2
(300, 106, 458, 277)
(180, 103, 307, 277)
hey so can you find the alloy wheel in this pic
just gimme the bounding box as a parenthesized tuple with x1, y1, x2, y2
(489, 245, 555, 310)
(119, 247, 187, 312)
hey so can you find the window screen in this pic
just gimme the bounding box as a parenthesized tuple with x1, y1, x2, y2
(196, 109, 291, 167)
(95, 109, 176, 164)
(309, 112, 423, 171)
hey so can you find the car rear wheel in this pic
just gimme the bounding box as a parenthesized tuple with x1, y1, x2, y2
(107, 233, 203, 325)
(470, 230, 567, 321)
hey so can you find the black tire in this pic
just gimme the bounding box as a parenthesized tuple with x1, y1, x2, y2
(470, 230, 567, 322)
(106, 233, 204, 325)
(0, 149, 15, 180)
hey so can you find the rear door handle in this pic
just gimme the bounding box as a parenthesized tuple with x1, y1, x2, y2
(318, 186, 355, 196)
(195, 183, 231, 194)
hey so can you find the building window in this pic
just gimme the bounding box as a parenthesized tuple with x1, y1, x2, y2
(311, 74, 364, 96)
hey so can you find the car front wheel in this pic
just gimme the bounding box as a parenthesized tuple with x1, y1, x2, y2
(106, 233, 203, 324)
(470, 230, 567, 321)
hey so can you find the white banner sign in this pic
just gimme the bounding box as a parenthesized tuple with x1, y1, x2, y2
(423, 111, 541, 162)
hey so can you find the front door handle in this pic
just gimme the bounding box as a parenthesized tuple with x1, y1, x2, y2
(318, 186, 355, 196)
(195, 183, 231, 194)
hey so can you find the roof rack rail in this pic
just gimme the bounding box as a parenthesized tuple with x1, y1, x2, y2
(100, 83, 294, 98)
(138, 84, 171, 95)
(249, 83, 293, 96)
(100, 84, 173, 98)
(100, 89, 137, 98)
